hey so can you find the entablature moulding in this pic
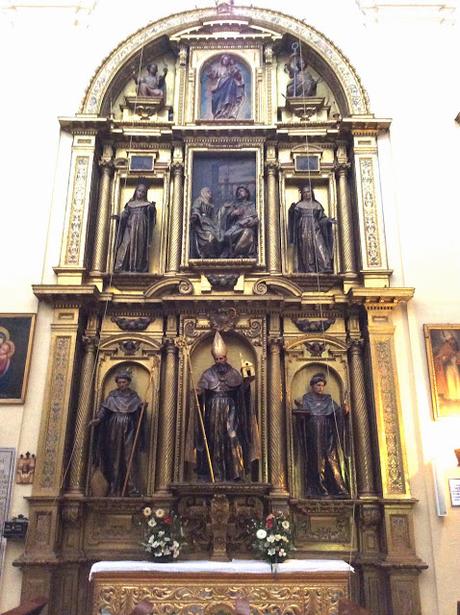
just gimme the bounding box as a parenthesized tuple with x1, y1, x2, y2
(32, 283, 414, 312)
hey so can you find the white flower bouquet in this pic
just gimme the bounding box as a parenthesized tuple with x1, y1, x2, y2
(141, 507, 183, 561)
(250, 511, 292, 565)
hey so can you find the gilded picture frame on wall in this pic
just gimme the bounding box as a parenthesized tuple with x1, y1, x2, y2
(424, 324, 460, 419)
(0, 314, 36, 404)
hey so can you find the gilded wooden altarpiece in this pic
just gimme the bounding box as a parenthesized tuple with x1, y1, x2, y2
(24, 3, 426, 615)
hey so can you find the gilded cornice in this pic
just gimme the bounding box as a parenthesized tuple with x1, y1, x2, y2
(348, 288, 415, 309)
(32, 284, 101, 305)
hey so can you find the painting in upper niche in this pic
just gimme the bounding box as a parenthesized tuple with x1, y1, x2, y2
(200, 54, 252, 121)
(424, 325, 460, 419)
(190, 152, 258, 259)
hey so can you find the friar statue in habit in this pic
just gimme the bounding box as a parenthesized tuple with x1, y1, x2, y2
(185, 331, 260, 482)
(89, 371, 146, 496)
(293, 372, 349, 497)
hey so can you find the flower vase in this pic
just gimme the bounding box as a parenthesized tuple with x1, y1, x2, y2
(152, 554, 174, 563)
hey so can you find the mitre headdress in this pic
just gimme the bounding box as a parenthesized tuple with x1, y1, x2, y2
(211, 331, 227, 358)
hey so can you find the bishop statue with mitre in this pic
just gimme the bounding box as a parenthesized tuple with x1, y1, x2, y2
(186, 331, 260, 482)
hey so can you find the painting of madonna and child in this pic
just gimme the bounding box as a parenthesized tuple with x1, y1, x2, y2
(189, 152, 259, 261)
(200, 54, 252, 121)
(424, 325, 460, 419)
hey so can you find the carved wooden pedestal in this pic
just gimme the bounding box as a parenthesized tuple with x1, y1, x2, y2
(90, 560, 351, 615)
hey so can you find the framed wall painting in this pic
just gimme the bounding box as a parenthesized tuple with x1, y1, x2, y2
(424, 324, 460, 419)
(0, 314, 36, 404)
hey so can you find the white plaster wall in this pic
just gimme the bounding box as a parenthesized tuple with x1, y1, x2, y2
(0, 1, 458, 612)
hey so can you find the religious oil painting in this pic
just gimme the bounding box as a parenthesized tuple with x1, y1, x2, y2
(200, 53, 252, 121)
(190, 151, 258, 260)
(424, 324, 460, 419)
(0, 315, 36, 404)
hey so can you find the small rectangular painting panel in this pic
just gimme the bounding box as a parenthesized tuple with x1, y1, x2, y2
(129, 155, 154, 172)
(424, 324, 460, 419)
(294, 155, 320, 172)
(0, 314, 36, 404)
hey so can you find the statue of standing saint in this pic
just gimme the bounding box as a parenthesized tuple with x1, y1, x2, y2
(293, 373, 349, 497)
(185, 332, 260, 481)
(288, 185, 334, 273)
(89, 371, 146, 496)
(113, 182, 156, 273)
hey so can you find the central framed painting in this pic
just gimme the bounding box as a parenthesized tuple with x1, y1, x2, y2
(184, 149, 263, 268)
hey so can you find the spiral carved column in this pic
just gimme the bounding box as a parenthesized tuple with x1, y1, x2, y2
(335, 153, 356, 278)
(265, 161, 281, 274)
(268, 337, 287, 494)
(68, 335, 97, 494)
(167, 162, 184, 274)
(91, 145, 114, 275)
(156, 338, 178, 492)
(349, 338, 376, 496)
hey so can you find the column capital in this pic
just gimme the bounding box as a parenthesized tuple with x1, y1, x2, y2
(334, 161, 351, 175)
(98, 158, 114, 173)
(82, 334, 98, 352)
(171, 161, 184, 174)
(265, 161, 279, 175)
(268, 336, 284, 350)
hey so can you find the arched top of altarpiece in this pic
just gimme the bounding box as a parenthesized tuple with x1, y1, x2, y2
(80, 5, 371, 117)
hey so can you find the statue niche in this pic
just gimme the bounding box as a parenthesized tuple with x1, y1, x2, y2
(291, 365, 351, 498)
(89, 364, 151, 497)
(200, 53, 252, 121)
(113, 181, 156, 274)
(184, 331, 260, 482)
(288, 185, 335, 274)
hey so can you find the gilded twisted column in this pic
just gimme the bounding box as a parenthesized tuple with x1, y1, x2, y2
(349, 338, 376, 496)
(91, 145, 114, 274)
(335, 157, 356, 277)
(167, 162, 184, 274)
(156, 338, 178, 492)
(268, 337, 287, 493)
(68, 335, 97, 494)
(265, 161, 281, 274)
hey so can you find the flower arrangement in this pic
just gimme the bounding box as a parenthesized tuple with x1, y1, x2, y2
(249, 511, 292, 565)
(141, 506, 183, 561)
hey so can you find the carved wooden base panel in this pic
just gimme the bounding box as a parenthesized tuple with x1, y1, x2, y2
(91, 572, 349, 615)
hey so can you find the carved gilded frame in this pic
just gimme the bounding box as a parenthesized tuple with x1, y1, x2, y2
(175, 313, 267, 484)
(88, 334, 162, 495)
(181, 141, 265, 270)
(283, 333, 353, 500)
(278, 154, 339, 276)
(107, 163, 170, 276)
(0, 313, 36, 404)
(424, 323, 460, 419)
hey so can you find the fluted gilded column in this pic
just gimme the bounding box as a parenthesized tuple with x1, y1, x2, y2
(68, 335, 98, 494)
(156, 338, 178, 492)
(167, 162, 184, 274)
(91, 145, 114, 275)
(348, 338, 376, 496)
(268, 337, 287, 494)
(265, 161, 281, 274)
(335, 147, 356, 278)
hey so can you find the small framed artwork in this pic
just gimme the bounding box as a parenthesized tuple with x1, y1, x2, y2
(0, 314, 36, 404)
(424, 324, 460, 419)
(448, 478, 460, 507)
(128, 154, 155, 172)
(294, 154, 320, 172)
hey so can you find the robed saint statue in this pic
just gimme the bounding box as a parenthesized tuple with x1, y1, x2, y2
(186, 331, 260, 482)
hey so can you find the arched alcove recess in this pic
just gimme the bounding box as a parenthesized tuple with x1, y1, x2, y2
(80, 6, 371, 118)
